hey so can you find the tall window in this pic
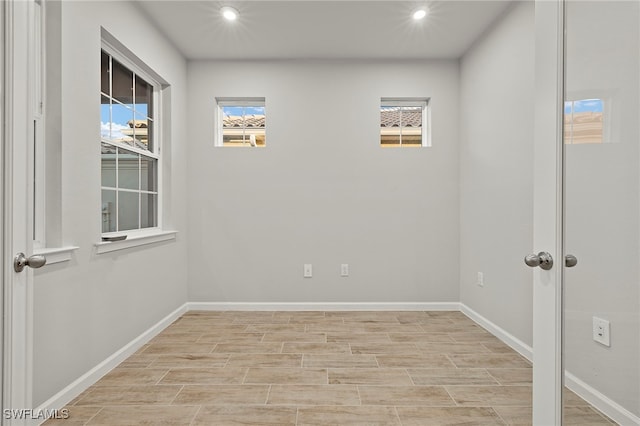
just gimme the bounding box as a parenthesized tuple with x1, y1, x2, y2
(100, 49, 159, 234)
(380, 98, 430, 147)
(215, 98, 266, 147)
(564, 98, 605, 144)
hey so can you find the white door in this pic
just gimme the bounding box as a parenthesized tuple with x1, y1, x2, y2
(532, 0, 564, 424)
(3, 1, 40, 422)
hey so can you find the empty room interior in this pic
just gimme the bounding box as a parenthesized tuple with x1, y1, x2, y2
(6, 0, 640, 424)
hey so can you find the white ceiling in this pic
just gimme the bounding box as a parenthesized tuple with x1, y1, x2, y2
(137, 0, 514, 60)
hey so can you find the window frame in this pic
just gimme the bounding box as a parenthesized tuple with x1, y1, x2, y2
(214, 97, 266, 147)
(100, 41, 163, 237)
(380, 97, 431, 148)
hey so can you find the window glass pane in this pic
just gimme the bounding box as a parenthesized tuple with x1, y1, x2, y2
(131, 119, 150, 152)
(134, 75, 153, 120)
(111, 57, 133, 104)
(101, 189, 116, 233)
(564, 101, 573, 144)
(400, 106, 422, 147)
(118, 191, 139, 231)
(100, 96, 111, 140)
(101, 51, 110, 95)
(141, 193, 157, 229)
(118, 148, 139, 190)
(140, 156, 157, 192)
(101, 143, 116, 188)
(111, 102, 135, 144)
(572, 99, 603, 144)
(380, 107, 402, 147)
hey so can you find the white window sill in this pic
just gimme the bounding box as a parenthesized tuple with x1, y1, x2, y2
(33, 246, 79, 265)
(95, 230, 177, 254)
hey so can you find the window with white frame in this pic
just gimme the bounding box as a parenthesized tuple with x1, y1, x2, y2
(380, 98, 430, 147)
(215, 98, 266, 147)
(100, 48, 159, 234)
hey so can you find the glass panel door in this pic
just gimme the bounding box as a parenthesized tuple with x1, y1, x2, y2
(563, 1, 640, 424)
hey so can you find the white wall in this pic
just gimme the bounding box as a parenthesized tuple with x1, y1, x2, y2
(459, 2, 535, 346)
(186, 60, 460, 303)
(32, 1, 188, 406)
(564, 1, 640, 416)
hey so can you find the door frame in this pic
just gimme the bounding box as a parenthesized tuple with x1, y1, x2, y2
(533, 0, 565, 424)
(3, 0, 35, 423)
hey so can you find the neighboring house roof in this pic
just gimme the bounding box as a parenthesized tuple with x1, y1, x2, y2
(223, 115, 265, 128)
(222, 111, 423, 129)
(380, 109, 422, 128)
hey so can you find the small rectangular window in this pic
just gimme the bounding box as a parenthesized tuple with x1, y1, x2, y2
(380, 98, 430, 147)
(101, 48, 159, 234)
(564, 98, 604, 144)
(215, 98, 266, 147)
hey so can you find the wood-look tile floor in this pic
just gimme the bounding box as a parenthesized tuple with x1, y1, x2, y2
(44, 311, 615, 425)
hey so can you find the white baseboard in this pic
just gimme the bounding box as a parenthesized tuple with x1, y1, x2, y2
(565, 371, 640, 426)
(34, 303, 188, 420)
(459, 303, 533, 362)
(186, 301, 461, 311)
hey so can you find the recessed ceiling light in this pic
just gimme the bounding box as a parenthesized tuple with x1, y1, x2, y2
(412, 8, 428, 20)
(221, 6, 239, 21)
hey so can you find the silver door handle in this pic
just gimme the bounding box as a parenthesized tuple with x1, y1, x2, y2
(565, 254, 578, 268)
(14, 252, 46, 273)
(524, 252, 554, 270)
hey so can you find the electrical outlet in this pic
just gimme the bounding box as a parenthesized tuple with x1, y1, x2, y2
(303, 264, 312, 278)
(593, 317, 611, 347)
(341, 264, 349, 277)
(477, 272, 484, 287)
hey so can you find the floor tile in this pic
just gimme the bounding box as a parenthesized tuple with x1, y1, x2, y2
(329, 368, 413, 385)
(159, 367, 247, 385)
(267, 385, 361, 405)
(376, 354, 455, 368)
(297, 406, 401, 425)
(226, 353, 303, 368)
(244, 367, 327, 384)
(487, 368, 533, 385)
(245, 324, 306, 333)
(41, 406, 102, 425)
(86, 405, 199, 425)
(192, 405, 297, 425)
(75, 385, 182, 406)
(149, 354, 230, 368)
(493, 406, 531, 425)
(141, 343, 215, 355)
(407, 368, 498, 385)
(446, 385, 532, 406)
(416, 342, 491, 354)
(261, 332, 326, 343)
(281, 342, 351, 354)
(197, 332, 265, 343)
(448, 353, 532, 369)
(396, 406, 506, 425)
(358, 385, 455, 406)
(563, 406, 615, 425)
(387, 332, 454, 343)
(213, 342, 282, 354)
(94, 368, 169, 386)
(302, 354, 379, 368)
(173, 385, 269, 405)
(326, 332, 392, 343)
(350, 343, 421, 355)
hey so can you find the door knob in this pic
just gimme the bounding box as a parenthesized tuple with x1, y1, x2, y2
(565, 254, 578, 268)
(524, 252, 554, 270)
(13, 252, 46, 273)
